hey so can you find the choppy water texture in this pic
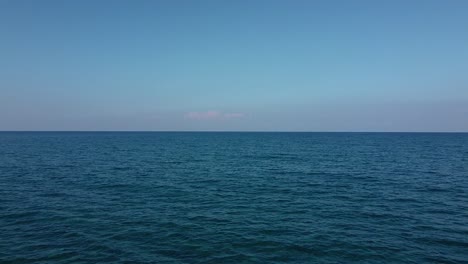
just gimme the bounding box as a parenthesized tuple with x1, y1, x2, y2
(1, 132, 468, 263)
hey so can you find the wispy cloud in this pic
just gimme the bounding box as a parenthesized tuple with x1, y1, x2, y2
(223, 113, 245, 119)
(184, 111, 245, 120)
(184, 111, 221, 120)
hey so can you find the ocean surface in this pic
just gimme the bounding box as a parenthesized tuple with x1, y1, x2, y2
(1, 132, 467, 264)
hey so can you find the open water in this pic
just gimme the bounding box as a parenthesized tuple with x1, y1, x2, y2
(1, 132, 467, 263)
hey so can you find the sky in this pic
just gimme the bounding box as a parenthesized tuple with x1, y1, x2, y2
(1, 0, 468, 131)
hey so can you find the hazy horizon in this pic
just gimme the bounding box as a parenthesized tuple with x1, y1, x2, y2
(2, 1, 468, 132)
(1, 130, 468, 133)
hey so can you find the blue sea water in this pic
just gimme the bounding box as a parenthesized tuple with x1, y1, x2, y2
(1, 132, 467, 264)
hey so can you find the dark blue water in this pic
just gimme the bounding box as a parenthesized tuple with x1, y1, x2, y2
(1, 132, 468, 263)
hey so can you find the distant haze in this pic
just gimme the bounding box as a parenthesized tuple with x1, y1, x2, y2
(1, 1, 468, 131)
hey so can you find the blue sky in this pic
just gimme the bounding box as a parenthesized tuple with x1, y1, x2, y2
(1, 0, 467, 131)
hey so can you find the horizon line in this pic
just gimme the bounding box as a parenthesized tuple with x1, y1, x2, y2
(1, 130, 468, 133)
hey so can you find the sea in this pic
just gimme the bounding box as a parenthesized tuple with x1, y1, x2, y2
(1, 132, 467, 263)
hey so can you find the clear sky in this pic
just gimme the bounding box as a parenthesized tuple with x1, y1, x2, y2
(1, 0, 467, 131)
